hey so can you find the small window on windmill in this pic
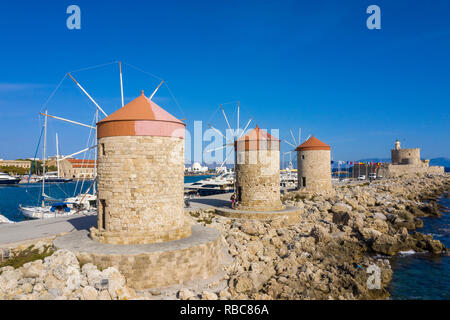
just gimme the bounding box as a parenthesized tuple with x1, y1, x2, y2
(301, 155, 305, 160)
(238, 153, 245, 164)
(100, 143, 106, 156)
(100, 199, 107, 230)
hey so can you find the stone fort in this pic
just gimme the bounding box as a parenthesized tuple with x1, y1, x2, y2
(378, 140, 444, 177)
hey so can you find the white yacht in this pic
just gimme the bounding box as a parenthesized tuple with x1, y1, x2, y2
(184, 173, 234, 196)
(65, 193, 97, 211)
(36, 171, 72, 183)
(0, 172, 20, 185)
(19, 202, 95, 220)
(280, 164, 297, 189)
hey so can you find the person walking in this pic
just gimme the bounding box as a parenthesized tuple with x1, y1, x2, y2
(230, 193, 236, 209)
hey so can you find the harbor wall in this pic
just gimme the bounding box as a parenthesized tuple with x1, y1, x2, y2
(379, 163, 445, 178)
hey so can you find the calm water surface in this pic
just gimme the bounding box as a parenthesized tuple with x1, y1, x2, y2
(388, 193, 450, 300)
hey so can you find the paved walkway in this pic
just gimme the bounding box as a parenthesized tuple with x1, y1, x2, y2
(184, 193, 232, 212)
(0, 213, 96, 246)
(0, 193, 232, 246)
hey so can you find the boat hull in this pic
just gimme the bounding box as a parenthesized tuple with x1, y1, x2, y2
(38, 178, 73, 183)
(19, 205, 95, 220)
(0, 179, 20, 185)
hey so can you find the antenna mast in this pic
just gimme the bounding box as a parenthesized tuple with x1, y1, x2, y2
(56, 133, 60, 178)
(42, 110, 48, 207)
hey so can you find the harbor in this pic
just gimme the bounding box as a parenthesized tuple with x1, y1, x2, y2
(1, 1, 450, 307)
(0, 110, 448, 300)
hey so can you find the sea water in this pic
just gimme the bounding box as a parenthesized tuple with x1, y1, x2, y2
(388, 193, 450, 300)
(0, 175, 211, 223)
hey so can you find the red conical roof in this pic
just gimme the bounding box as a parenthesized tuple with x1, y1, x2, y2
(97, 91, 185, 139)
(236, 125, 279, 142)
(296, 136, 330, 151)
(235, 125, 280, 151)
(98, 90, 183, 124)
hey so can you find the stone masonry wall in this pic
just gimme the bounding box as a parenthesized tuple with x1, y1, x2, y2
(297, 149, 331, 192)
(93, 135, 190, 245)
(74, 236, 221, 290)
(235, 149, 283, 211)
(391, 148, 421, 165)
(379, 163, 445, 178)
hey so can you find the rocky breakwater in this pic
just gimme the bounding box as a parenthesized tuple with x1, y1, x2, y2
(1, 173, 448, 300)
(185, 173, 449, 300)
(0, 248, 138, 300)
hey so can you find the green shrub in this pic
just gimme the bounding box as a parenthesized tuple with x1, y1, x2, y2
(0, 245, 54, 269)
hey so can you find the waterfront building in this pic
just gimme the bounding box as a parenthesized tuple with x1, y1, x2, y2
(0, 160, 31, 169)
(59, 158, 96, 179)
(185, 162, 209, 173)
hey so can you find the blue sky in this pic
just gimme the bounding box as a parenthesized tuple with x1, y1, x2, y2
(0, 0, 449, 165)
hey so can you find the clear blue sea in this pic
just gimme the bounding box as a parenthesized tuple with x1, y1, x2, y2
(388, 193, 450, 300)
(0, 175, 211, 223)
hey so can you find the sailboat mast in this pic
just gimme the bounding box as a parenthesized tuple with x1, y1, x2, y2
(42, 110, 48, 207)
(56, 133, 60, 178)
(93, 110, 98, 195)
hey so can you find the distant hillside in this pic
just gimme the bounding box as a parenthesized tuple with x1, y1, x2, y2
(357, 158, 390, 163)
(356, 157, 450, 167)
(429, 157, 450, 167)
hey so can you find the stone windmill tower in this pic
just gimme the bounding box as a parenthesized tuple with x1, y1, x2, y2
(296, 136, 331, 192)
(91, 90, 190, 244)
(234, 125, 284, 211)
(49, 64, 223, 290)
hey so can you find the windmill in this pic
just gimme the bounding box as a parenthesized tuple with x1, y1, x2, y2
(204, 101, 253, 172)
(20, 62, 172, 219)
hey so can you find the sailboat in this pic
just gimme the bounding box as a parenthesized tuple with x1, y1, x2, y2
(36, 134, 72, 183)
(19, 111, 96, 219)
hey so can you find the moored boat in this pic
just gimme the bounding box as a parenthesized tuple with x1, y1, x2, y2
(184, 173, 234, 196)
(18, 111, 96, 219)
(19, 202, 94, 219)
(36, 171, 72, 183)
(0, 172, 20, 185)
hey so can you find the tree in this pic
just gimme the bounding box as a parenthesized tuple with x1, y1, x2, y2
(0, 166, 28, 175)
